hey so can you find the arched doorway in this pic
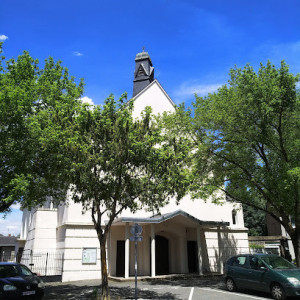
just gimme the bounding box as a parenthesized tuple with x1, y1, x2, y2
(155, 235, 169, 275)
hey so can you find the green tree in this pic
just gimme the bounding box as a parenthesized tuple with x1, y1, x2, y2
(67, 96, 190, 299)
(189, 61, 300, 264)
(0, 43, 84, 212)
(243, 204, 267, 236)
(0, 44, 191, 299)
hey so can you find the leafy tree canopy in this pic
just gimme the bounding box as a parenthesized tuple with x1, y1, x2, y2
(186, 61, 300, 263)
(0, 43, 84, 213)
(0, 45, 192, 299)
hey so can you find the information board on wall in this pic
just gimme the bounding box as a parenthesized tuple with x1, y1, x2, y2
(82, 248, 97, 264)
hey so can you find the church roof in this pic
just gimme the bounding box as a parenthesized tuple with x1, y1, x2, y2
(135, 51, 152, 64)
(133, 79, 176, 108)
(112, 209, 229, 228)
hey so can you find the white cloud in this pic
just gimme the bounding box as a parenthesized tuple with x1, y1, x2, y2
(0, 34, 8, 41)
(73, 51, 83, 56)
(0, 211, 22, 236)
(252, 40, 300, 73)
(174, 82, 222, 98)
(11, 203, 21, 210)
(81, 96, 94, 106)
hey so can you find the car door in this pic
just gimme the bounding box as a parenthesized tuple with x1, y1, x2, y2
(247, 255, 269, 292)
(229, 255, 250, 288)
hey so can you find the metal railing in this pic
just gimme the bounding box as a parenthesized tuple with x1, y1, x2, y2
(0, 250, 64, 277)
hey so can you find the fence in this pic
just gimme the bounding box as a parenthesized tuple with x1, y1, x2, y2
(0, 250, 64, 277)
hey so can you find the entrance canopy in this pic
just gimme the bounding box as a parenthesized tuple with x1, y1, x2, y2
(112, 209, 229, 228)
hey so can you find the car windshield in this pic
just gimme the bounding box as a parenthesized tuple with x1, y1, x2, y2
(260, 256, 297, 269)
(0, 265, 33, 278)
(18, 265, 33, 276)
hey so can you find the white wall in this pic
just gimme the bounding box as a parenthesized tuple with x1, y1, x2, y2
(60, 225, 101, 282)
(132, 80, 175, 119)
(23, 208, 57, 252)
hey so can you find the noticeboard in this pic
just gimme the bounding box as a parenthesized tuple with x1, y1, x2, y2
(82, 248, 97, 264)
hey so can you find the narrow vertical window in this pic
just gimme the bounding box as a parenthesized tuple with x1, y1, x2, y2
(232, 210, 237, 225)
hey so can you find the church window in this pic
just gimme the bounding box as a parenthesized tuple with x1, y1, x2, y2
(232, 209, 237, 225)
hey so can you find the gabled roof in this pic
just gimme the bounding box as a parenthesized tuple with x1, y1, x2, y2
(135, 63, 148, 77)
(135, 63, 154, 78)
(0, 236, 17, 247)
(133, 79, 176, 108)
(112, 209, 229, 228)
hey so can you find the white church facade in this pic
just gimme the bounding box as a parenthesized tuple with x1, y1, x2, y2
(18, 51, 249, 282)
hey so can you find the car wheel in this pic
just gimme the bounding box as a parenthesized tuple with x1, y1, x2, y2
(271, 283, 286, 300)
(226, 277, 237, 292)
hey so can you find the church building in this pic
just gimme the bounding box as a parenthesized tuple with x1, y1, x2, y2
(18, 51, 249, 282)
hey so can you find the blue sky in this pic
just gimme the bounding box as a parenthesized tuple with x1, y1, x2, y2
(1, 0, 300, 235)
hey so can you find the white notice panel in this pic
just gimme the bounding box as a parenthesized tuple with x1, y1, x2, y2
(82, 248, 97, 264)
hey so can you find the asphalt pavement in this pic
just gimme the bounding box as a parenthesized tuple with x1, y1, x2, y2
(42, 275, 294, 300)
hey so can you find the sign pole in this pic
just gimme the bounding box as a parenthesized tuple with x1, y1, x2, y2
(135, 239, 138, 300)
(130, 223, 143, 300)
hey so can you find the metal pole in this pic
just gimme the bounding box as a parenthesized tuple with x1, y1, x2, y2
(135, 240, 138, 300)
(45, 252, 49, 277)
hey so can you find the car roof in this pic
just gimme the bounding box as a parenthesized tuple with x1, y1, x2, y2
(252, 253, 278, 256)
(231, 253, 279, 258)
(0, 262, 19, 266)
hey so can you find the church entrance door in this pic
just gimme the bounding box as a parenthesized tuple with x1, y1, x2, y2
(155, 235, 169, 275)
(116, 240, 125, 277)
(187, 241, 198, 273)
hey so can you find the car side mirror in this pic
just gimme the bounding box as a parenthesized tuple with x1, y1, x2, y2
(259, 266, 268, 272)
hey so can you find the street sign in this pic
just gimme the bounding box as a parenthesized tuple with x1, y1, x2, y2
(130, 236, 143, 242)
(131, 223, 142, 236)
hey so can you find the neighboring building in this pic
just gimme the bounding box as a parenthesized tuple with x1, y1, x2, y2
(249, 235, 290, 258)
(0, 235, 17, 262)
(266, 214, 294, 260)
(18, 51, 249, 282)
(245, 212, 293, 261)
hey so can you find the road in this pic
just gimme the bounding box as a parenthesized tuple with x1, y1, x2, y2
(43, 275, 281, 299)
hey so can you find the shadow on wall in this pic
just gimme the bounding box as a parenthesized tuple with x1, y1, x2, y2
(212, 228, 240, 274)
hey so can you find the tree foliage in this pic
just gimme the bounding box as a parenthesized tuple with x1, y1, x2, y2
(243, 204, 267, 236)
(187, 61, 300, 263)
(0, 43, 84, 213)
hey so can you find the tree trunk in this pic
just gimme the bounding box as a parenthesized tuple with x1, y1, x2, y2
(291, 239, 300, 266)
(290, 228, 300, 266)
(100, 236, 110, 300)
(279, 217, 299, 265)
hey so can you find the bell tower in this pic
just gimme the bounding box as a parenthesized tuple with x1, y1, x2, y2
(133, 49, 154, 97)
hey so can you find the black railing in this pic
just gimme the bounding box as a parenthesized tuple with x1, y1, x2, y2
(0, 250, 64, 277)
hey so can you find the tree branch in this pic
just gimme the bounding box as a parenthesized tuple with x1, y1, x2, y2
(276, 107, 289, 162)
(212, 150, 276, 203)
(220, 187, 288, 229)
